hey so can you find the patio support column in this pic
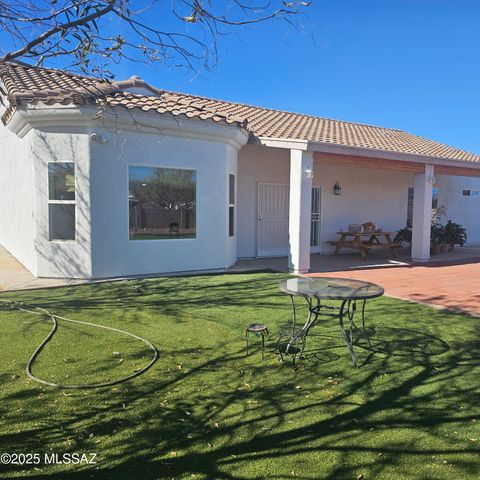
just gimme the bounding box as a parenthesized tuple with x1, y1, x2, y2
(411, 164, 434, 262)
(288, 149, 313, 274)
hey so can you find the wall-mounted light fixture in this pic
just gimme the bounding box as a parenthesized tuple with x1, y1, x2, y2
(89, 132, 108, 144)
(304, 167, 314, 180)
(333, 181, 342, 195)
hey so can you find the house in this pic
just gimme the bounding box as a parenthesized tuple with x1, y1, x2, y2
(1, 61, 480, 279)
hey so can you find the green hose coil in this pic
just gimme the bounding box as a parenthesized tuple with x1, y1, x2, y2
(0, 300, 158, 389)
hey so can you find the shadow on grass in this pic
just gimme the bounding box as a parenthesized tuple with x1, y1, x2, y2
(279, 323, 450, 370)
(3, 337, 480, 480)
(1, 274, 293, 321)
(1, 274, 480, 479)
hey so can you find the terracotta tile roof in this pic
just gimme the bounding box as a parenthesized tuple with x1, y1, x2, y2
(0, 62, 245, 128)
(1, 62, 478, 163)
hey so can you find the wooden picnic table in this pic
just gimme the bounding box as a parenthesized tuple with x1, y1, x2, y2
(328, 231, 401, 259)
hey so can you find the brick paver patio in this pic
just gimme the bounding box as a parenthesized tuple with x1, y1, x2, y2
(309, 259, 480, 316)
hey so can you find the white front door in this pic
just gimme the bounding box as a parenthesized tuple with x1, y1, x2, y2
(257, 183, 290, 257)
(310, 186, 323, 253)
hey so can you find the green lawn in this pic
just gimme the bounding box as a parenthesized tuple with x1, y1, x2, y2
(0, 272, 479, 479)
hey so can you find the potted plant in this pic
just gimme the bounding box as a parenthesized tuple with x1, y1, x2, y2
(440, 232, 450, 253)
(394, 227, 412, 251)
(430, 223, 444, 255)
(443, 220, 467, 250)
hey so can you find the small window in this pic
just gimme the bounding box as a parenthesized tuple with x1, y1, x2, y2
(432, 187, 439, 209)
(406, 187, 414, 228)
(463, 189, 480, 197)
(406, 186, 439, 228)
(48, 163, 76, 240)
(229, 174, 235, 237)
(129, 166, 196, 240)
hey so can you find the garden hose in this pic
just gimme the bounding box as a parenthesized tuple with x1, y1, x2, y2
(0, 299, 158, 389)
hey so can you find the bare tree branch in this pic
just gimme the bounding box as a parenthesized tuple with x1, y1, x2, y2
(1, 2, 116, 62)
(0, 1, 311, 77)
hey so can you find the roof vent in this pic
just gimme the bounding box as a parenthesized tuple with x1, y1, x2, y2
(114, 75, 162, 96)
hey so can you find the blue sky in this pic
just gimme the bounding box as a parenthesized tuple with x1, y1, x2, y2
(4, 1, 480, 153)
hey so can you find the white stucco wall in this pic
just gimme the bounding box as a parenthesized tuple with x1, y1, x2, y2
(4, 107, 480, 280)
(237, 144, 290, 258)
(31, 128, 93, 278)
(437, 175, 480, 244)
(225, 145, 238, 267)
(237, 145, 480, 258)
(237, 144, 416, 257)
(89, 127, 238, 278)
(0, 125, 36, 272)
(315, 162, 414, 252)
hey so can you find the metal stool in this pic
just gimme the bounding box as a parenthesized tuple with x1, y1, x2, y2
(245, 323, 269, 359)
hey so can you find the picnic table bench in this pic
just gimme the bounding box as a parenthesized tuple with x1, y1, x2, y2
(327, 231, 401, 259)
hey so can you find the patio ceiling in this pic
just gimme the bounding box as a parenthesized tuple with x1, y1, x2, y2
(313, 151, 480, 178)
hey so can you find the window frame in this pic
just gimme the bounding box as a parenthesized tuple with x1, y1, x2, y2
(406, 185, 439, 228)
(228, 173, 235, 237)
(127, 163, 198, 242)
(463, 189, 480, 197)
(47, 162, 76, 242)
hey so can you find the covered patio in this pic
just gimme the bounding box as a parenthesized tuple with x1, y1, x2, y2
(231, 245, 480, 274)
(279, 145, 480, 274)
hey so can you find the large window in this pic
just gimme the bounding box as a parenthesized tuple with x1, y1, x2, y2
(48, 163, 76, 240)
(129, 166, 196, 240)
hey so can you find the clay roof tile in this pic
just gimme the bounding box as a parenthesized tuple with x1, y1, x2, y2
(0, 62, 478, 163)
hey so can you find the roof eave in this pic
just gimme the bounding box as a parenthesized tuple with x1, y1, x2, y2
(308, 140, 480, 169)
(252, 136, 480, 170)
(4, 103, 249, 150)
(250, 135, 309, 151)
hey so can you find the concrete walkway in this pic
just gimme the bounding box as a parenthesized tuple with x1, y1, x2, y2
(0, 246, 85, 292)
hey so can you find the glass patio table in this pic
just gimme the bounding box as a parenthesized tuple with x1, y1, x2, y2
(278, 277, 384, 367)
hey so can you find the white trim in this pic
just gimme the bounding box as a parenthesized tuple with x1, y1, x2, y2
(6, 105, 249, 150)
(47, 200, 76, 205)
(128, 162, 198, 171)
(310, 185, 323, 254)
(48, 240, 77, 244)
(47, 161, 77, 243)
(252, 136, 309, 151)
(228, 173, 235, 238)
(8, 102, 479, 170)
